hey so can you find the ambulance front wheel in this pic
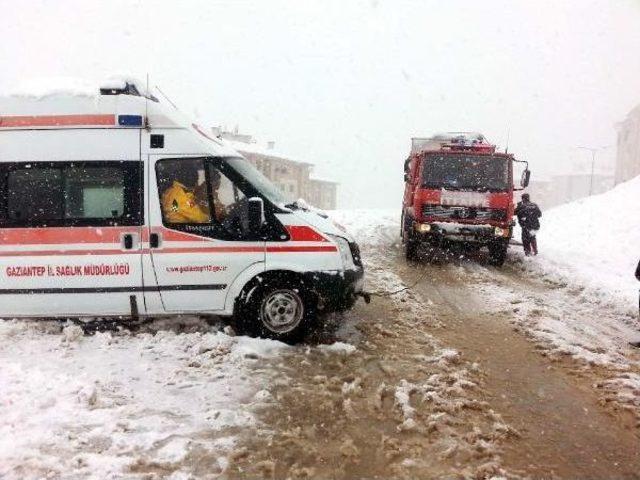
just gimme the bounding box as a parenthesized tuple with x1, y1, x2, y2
(234, 278, 317, 343)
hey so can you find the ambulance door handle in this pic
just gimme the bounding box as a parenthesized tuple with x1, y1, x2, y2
(121, 233, 138, 250)
(150, 233, 161, 249)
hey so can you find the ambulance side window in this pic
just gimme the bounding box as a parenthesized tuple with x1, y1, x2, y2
(6, 168, 64, 222)
(155, 158, 254, 240)
(207, 164, 251, 239)
(0, 161, 142, 228)
(157, 158, 212, 225)
(208, 164, 247, 223)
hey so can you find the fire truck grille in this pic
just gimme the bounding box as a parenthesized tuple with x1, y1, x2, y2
(422, 205, 506, 221)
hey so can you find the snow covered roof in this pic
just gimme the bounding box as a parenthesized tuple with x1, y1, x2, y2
(219, 136, 314, 166)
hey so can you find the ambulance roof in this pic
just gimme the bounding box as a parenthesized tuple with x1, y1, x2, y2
(0, 77, 238, 157)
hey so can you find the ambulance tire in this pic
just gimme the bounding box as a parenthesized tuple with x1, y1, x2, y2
(488, 241, 508, 267)
(235, 277, 316, 343)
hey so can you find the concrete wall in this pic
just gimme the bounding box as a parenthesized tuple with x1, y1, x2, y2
(524, 174, 614, 211)
(615, 105, 640, 184)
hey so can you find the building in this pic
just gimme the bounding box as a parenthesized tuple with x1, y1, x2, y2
(305, 178, 338, 211)
(615, 105, 640, 185)
(212, 127, 338, 210)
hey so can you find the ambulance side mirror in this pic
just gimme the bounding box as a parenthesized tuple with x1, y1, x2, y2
(520, 169, 531, 188)
(248, 197, 265, 232)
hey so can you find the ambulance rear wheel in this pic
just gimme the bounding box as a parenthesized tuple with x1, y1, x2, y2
(235, 278, 316, 343)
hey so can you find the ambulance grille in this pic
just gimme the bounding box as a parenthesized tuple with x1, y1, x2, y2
(422, 205, 506, 221)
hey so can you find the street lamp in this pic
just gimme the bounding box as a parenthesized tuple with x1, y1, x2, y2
(576, 145, 609, 196)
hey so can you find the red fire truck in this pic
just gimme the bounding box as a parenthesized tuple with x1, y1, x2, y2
(401, 132, 530, 266)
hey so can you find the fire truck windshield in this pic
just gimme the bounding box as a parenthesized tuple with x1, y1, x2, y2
(422, 154, 509, 191)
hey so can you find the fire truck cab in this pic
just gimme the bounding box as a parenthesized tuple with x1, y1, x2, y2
(401, 132, 530, 266)
(0, 79, 365, 342)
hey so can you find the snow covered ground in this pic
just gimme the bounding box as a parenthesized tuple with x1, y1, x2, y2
(0, 319, 287, 479)
(2, 182, 638, 478)
(327, 179, 640, 421)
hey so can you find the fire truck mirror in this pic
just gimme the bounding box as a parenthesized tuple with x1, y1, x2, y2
(521, 169, 531, 188)
(404, 172, 410, 182)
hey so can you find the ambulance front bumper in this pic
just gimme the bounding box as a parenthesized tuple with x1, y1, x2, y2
(305, 267, 365, 312)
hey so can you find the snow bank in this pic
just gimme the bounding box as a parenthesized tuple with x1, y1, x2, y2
(519, 175, 640, 308)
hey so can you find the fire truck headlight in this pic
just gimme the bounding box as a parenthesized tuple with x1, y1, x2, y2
(328, 234, 356, 269)
(494, 227, 507, 237)
(415, 223, 431, 233)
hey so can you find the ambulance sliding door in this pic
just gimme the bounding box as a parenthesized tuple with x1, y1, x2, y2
(145, 156, 265, 313)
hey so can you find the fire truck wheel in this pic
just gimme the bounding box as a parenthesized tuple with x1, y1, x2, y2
(488, 241, 508, 266)
(405, 238, 419, 261)
(234, 278, 317, 343)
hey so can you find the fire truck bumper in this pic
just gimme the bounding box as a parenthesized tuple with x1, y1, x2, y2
(414, 222, 511, 243)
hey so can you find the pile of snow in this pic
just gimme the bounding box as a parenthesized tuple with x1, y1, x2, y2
(520, 175, 640, 308)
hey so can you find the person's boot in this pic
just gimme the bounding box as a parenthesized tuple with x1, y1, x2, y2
(531, 238, 538, 256)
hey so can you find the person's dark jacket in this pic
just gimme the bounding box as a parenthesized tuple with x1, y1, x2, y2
(635, 259, 640, 281)
(515, 200, 542, 230)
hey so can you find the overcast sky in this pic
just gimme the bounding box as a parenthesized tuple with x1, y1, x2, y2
(2, 0, 640, 208)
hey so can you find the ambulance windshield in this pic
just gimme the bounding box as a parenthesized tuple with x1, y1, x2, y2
(422, 154, 509, 192)
(226, 157, 294, 206)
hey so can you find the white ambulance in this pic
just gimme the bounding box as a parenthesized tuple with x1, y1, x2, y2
(0, 80, 365, 342)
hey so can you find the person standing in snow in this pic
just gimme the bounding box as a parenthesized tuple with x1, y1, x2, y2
(630, 260, 640, 348)
(515, 193, 542, 256)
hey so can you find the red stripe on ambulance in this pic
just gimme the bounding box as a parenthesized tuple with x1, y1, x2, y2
(0, 227, 127, 245)
(0, 114, 115, 128)
(285, 225, 328, 242)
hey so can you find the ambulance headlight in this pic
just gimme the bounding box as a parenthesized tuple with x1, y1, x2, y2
(328, 234, 356, 269)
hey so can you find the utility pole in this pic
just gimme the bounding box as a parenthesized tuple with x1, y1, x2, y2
(576, 146, 609, 196)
